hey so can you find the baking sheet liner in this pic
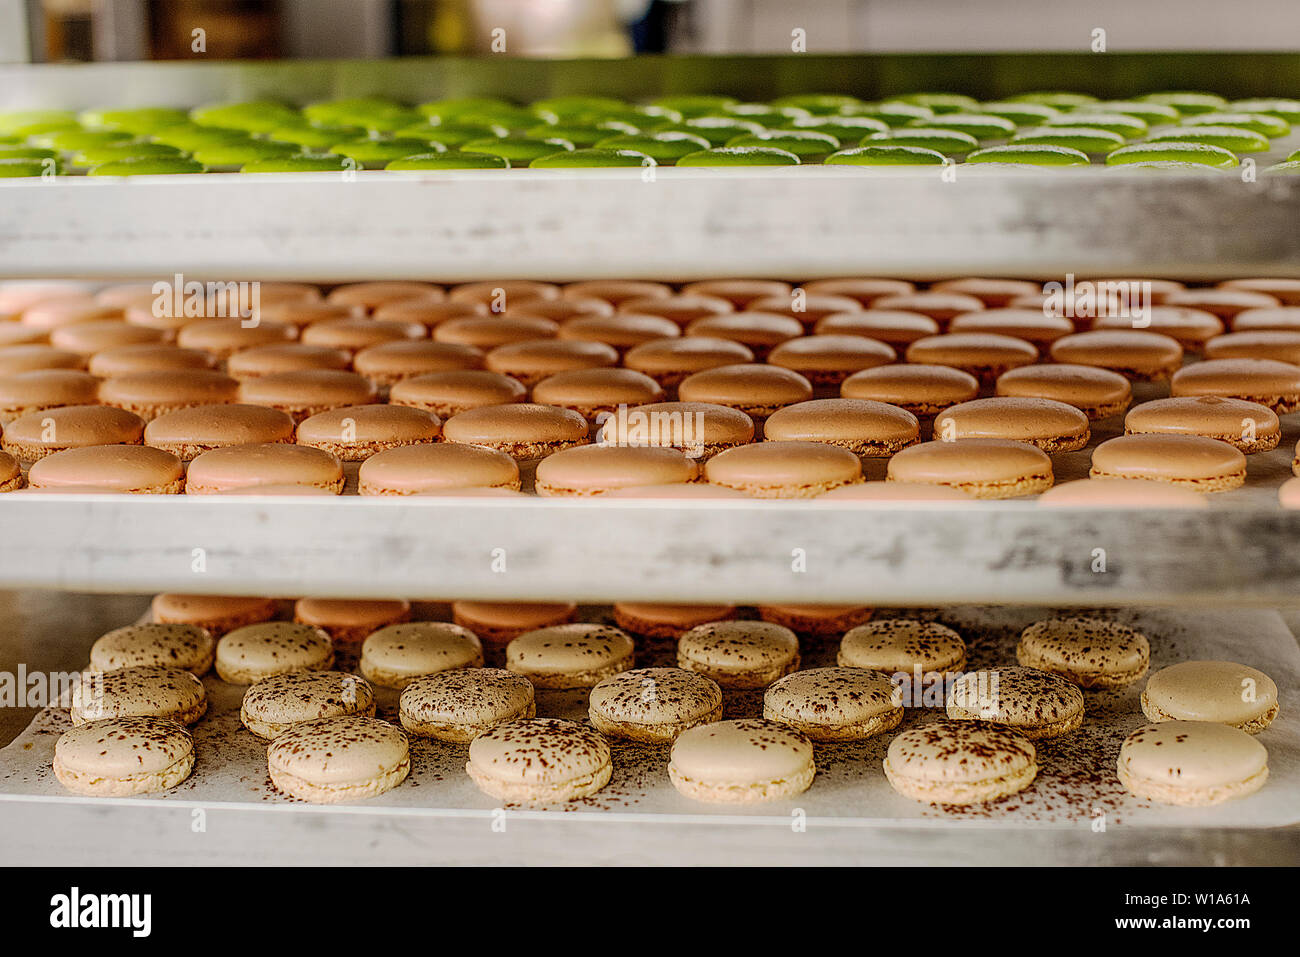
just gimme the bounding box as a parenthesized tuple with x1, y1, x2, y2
(0, 605, 1295, 829)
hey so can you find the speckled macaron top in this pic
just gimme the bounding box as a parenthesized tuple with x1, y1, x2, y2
(71, 665, 205, 723)
(217, 622, 333, 679)
(267, 715, 409, 784)
(1017, 617, 1150, 684)
(839, 619, 967, 673)
(668, 718, 813, 785)
(1143, 660, 1279, 726)
(678, 620, 799, 672)
(947, 666, 1085, 729)
(1118, 721, 1267, 790)
(89, 623, 215, 674)
(467, 717, 611, 786)
(885, 720, 1037, 783)
(363, 622, 483, 675)
(589, 667, 723, 725)
(506, 624, 634, 675)
(764, 667, 901, 725)
(241, 671, 375, 726)
(399, 668, 535, 725)
(55, 715, 193, 778)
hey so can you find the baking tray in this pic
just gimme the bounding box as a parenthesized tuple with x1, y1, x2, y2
(0, 604, 1295, 866)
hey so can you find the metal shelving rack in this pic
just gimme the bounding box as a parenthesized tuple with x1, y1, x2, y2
(1, 51, 1299, 865)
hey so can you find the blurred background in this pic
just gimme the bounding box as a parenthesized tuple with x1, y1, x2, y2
(2, 0, 1296, 64)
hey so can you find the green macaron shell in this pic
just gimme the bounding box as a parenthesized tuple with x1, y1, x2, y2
(0, 144, 60, 160)
(330, 138, 441, 166)
(302, 98, 420, 132)
(88, 157, 206, 176)
(1105, 141, 1239, 168)
(965, 144, 1090, 166)
(788, 115, 890, 140)
(529, 148, 654, 168)
(1147, 125, 1270, 153)
(864, 128, 980, 155)
(649, 95, 739, 118)
(824, 145, 948, 165)
(1011, 126, 1126, 154)
(73, 141, 185, 165)
(394, 121, 507, 147)
(912, 112, 1017, 140)
(417, 97, 518, 120)
(593, 131, 710, 163)
(725, 130, 840, 161)
(840, 102, 934, 127)
(678, 116, 765, 146)
(720, 103, 811, 127)
(977, 102, 1061, 126)
(384, 152, 510, 170)
(267, 124, 367, 149)
(0, 158, 55, 177)
(0, 109, 77, 135)
(529, 122, 638, 148)
(1005, 92, 1099, 109)
(676, 146, 800, 167)
(34, 128, 134, 152)
(770, 93, 865, 115)
(80, 107, 189, 134)
(192, 140, 300, 169)
(1290, 148, 1300, 161)
(191, 101, 300, 133)
(150, 125, 255, 150)
(241, 154, 353, 172)
(1045, 112, 1147, 139)
(1264, 160, 1300, 175)
(452, 104, 550, 131)
(460, 136, 575, 162)
(886, 93, 981, 114)
(531, 96, 628, 120)
(1076, 101, 1181, 125)
(1183, 112, 1290, 138)
(1138, 92, 1228, 115)
(1230, 99, 1300, 122)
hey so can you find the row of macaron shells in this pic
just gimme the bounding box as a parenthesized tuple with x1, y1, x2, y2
(3, 91, 1299, 176)
(58, 596, 1277, 806)
(3, 276, 1300, 501)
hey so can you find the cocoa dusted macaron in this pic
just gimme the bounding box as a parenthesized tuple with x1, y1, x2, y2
(99, 369, 239, 421)
(223, 343, 351, 380)
(678, 363, 813, 420)
(800, 278, 914, 306)
(557, 312, 680, 353)
(1049, 330, 1184, 382)
(89, 344, 218, 377)
(705, 440, 863, 497)
(442, 403, 589, 462)
(622, 337, 755, 391)
(434, 315, 559, 349)
(300, 316, 425, 355)
(295, 404, 440, 461)
(531, 368, 664, 422)
(933, 396, 1090, 453)
(814, 309, 940, 346)
(995, 364, 1132, 420)
(388, 370, 527, 418)
(618, 293, 733, 327)
(841, 363, 979, 417)
(484, 340, 619, 389)
(684, 312, 802, 359)
(906, 333, 1038, 384)
(176, 318, 297, 360)
(1124, 395, 1280, 453)
(326, 281, 444, 311)
(767, 334, 897, 387)
(352, 340, 486, 387)
(1089, 433, 1247, 492)
(596, 400, 754, 459)
(1203, 329, 1300, 366)
(28, 445, 185, 494)
(49, 320, 166, 358)
(144, 403, 295, 461)
(676, 620, 800, 689)
(681, 279, 793, 308)
(1170, 357, 1300, 413)
(886, 438, 1054, 499)
(871, 291, 985, 325)
(1093, 306, 1224, 351)
(948, 309, 1074, 354)
(0, 345, 85, 376)
(0, 369, 100, 424)
(237, 369, 378, 423)
(929, 278, 1041, 308)
(763, 398, 919, 456)
(185, 443, 345, 495)
(535, 444, 698, 496)
(3, 405, 144, 462)
(563, 279, 674, 306)
(358, 443, 521, 495)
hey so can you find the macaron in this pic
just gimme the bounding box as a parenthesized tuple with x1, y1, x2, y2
(2, 404, 144, 462)
(0, 369, 100, 423)
(1204, 329, 1300, 365)
(215, 621, 334, 684)
(237, 369, 378, 423)
(295, 404, 440, 461)
(763, 667, 902, 742)
(676, 146, 800, 166)
(743, 294, 863, 330)
(946, 666, 1085, 739)
(1281, 477, 1300, 507)
(466, 718, 612, 803)
(1049, 330, 1184, 381)
(359, 621, 484, 689)
(589, 667, 724, 743)
(668, 718, 814, 803)
(1089, 434, 1246, 492)
(255, 302, 359, 330)
(300, 316, 426, 355)
(757, 604, 874, 637)
(435, 315, 558, 349)
(399, 668, 536, 742)
(596, 400, 754, 459)
(53, 716, 195, 796)
(815, 309, 939, 346)
(1093, 307, 1224, 351)
(151, 593, 276, 636)
(840, 363, 980, 417)
(838, 618, 968, 674)
(28, 444, 185, 493)
(766, 335, 898, 386)
(240, 671, 376, 739)
(677, 620, 800, 688)
(558, 313, 680, 353)
(684, 312, 802, 359)
(535, 444, 698, 496)
(351, 341, 485, 389)
(995, 364, 1132, 420)
(884, 721, 1038, 805)
(800, 278, 914, 306)
(819, 481, 972, 501)
(705, 440, 863, 497)
(870, 292, 985, 325)
(371, 298, 486, 327)
(1141, 660, 1279, 732)
(947, 309, 1074, 353)
(1016, 617, 1151, 688)
(99, 369, 239, 421)
(612, 602, 738, 639)
(442, 403, 589, 462)
(1124, 396, 1280, 453)
(225, 343, 351, 380)
(1161, 287, 1281, 321)
(20, 297, 118, 331)
(389, 370, 525, 418)
(622, 337, 755, 390)
(1170, 358, 1300, 413)
(563, 280, 674, 305)
(185, 443, 344, 494)
(176, 318, 297, 359)
(602, 482, 750, 499)
(144, 403, 295, 461)
(905, 333, 1038, 384)
(681, 279, 794, 308)
(70, 664, 206, 727)
(506, 623, 635, 689)
(531, 367, 664, 421)
(1220, 277, 1300, 306)
(933, 397, 1090, 453)
(485, 340, 619, 388)
(267, 716, 410, 804)
(89, 623, 216, 676)
(50, 320, 166, 357)
(358, 441, 521, 495)
(452, 601, 578, 652)
(1117, 722, 1268, 806)
(447, 280, 561, 311)
(0, 344, 81, 377)
(1036, 478, 1209, 508)
(887, 438, 1053, 499)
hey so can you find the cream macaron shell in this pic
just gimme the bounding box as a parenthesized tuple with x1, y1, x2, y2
(505, 623, 635, 689)
(399, 668, 536, 742)
(466, 717, 612, 803)
(838, 619, 968, 674)
(53, 716, 195, 797)
(1141, 660, 1279, 733)
(1117, 721, 1268, 806)
(71, 665, 207, 726)
(241, 671, 376, 739)
(946, 666, 1085, 739)
(359, 621, 484, 689)
(1016, 617, 1151, 688)
(215, 621, 334, 684)
(267, 715, 411, 804)
(588, 667, 724, 743)
(763, 667, 903, 742)
(89, 623, 216, 676)
(667, 718, 815, 804)
(884, 720, 1038, 805)
(677, 620, 800, 688)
